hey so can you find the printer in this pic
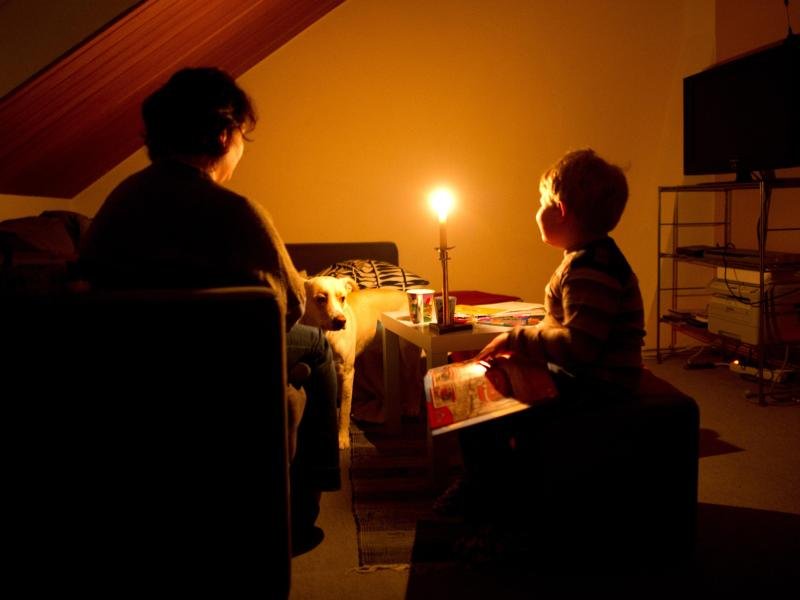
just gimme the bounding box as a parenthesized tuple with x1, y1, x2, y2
(706, 269, 800, 345)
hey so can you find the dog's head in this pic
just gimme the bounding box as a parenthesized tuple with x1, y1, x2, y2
(302, 276, 358, 331)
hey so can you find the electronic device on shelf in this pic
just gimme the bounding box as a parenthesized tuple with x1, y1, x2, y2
(675, 245, 800, 269)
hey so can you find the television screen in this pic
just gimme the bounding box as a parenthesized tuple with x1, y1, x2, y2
(683, 36, 800, 177)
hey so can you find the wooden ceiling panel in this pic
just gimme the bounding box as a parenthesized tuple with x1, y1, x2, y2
(0, 0, 344, 198)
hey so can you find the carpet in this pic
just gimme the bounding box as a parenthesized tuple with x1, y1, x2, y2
(349, 420, 437, 566)
(405, 503, 800, 598)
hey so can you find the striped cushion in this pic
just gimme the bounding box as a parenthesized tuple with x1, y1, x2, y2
(316, 259, 429, 290)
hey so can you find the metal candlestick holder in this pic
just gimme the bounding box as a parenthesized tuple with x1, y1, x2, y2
(429, 245, 472, 334)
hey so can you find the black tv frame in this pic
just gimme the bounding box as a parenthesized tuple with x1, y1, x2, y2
(683, 35, 799, 180)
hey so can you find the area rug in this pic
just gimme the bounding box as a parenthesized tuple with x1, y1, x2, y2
(349, 420, 437, 567)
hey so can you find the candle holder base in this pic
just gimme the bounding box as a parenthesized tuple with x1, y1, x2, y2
(429, 321, 473, 335)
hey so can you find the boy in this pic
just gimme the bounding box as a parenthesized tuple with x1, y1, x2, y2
(478, 148, 645, 393)
(435, 149, 645, 536)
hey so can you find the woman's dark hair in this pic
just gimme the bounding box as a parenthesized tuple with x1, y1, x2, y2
(141, 67, 257, 161)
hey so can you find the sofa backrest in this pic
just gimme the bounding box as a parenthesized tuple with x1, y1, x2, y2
(286, 241, 398, 276)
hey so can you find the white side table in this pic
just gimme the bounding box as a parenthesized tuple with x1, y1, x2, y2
(379, 310, 510, 434)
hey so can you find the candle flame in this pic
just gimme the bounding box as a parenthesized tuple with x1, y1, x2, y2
(428, 186, 456, 222)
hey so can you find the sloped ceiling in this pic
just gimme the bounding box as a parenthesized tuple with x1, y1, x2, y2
(0, 0, 344, 199)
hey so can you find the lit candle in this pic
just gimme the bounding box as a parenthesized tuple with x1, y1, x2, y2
(428, 186, 455, 249)
(428, 186, 459, 329)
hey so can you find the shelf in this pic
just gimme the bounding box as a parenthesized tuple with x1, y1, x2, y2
(659, 177, 800, 193)
(660, 252, 800, 272)
(659, 320, 719, 345)
(657, 178, 800, 405)
(660, 319, 799, 368)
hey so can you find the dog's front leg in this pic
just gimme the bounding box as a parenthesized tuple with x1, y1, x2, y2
(336, 363, 355, 449)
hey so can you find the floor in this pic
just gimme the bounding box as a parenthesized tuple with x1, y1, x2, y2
(289, 448, 410, 600)
(289, 354, 800, 599)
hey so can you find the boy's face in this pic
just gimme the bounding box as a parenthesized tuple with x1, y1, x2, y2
(536, 188, 569, 249)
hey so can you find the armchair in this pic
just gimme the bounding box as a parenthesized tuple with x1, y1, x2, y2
(3, 287, 290, 597)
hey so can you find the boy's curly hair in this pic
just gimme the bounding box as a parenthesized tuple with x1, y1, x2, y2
(540, 149, 628, 235)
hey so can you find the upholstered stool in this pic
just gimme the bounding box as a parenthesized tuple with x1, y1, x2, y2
(507, 369, 699, 568)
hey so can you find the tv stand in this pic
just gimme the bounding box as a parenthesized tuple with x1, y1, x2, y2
(733, 168, 775, 183)
(656, 178, 800, 405)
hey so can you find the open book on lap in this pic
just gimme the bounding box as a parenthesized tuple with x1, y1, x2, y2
(424, 353, 558, 436)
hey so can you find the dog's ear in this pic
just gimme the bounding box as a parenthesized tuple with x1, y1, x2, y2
(342, 277, 358, 294)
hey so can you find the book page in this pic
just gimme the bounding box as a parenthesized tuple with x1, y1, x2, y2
(424, 356, 558, 434)
(455, 301, 546, 325)
(477, 301, 545, 315)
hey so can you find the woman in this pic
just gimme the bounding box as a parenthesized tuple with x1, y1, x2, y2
(81, 67, 338, 555)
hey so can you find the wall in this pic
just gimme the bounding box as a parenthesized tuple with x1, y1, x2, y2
(8, 0, 723, 350)
(2, 0, 792, 349)
(0, 0, 140, 218)
(71, 0, 714, 349)
(715, 0, 800, 254)
(716, 0, 799, 60)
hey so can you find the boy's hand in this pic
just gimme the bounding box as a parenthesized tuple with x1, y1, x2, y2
(490, 353, 558, 404)
(476, 332, 510, 361)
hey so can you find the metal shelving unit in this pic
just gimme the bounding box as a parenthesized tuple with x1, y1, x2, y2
(656, 178, 800, 405)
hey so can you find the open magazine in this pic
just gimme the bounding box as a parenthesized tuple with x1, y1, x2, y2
(424, 353, 559, 435)
(456, 301, 546, 327)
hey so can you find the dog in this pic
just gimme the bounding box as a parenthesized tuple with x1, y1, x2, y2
(300, 275, 409, 449)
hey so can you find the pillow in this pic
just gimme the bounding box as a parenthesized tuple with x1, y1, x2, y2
(0, 214, 78, 259)
(316, 259, 429, 290)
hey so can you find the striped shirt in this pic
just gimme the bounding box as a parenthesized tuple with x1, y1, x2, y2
(511, 236, 645, 391)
